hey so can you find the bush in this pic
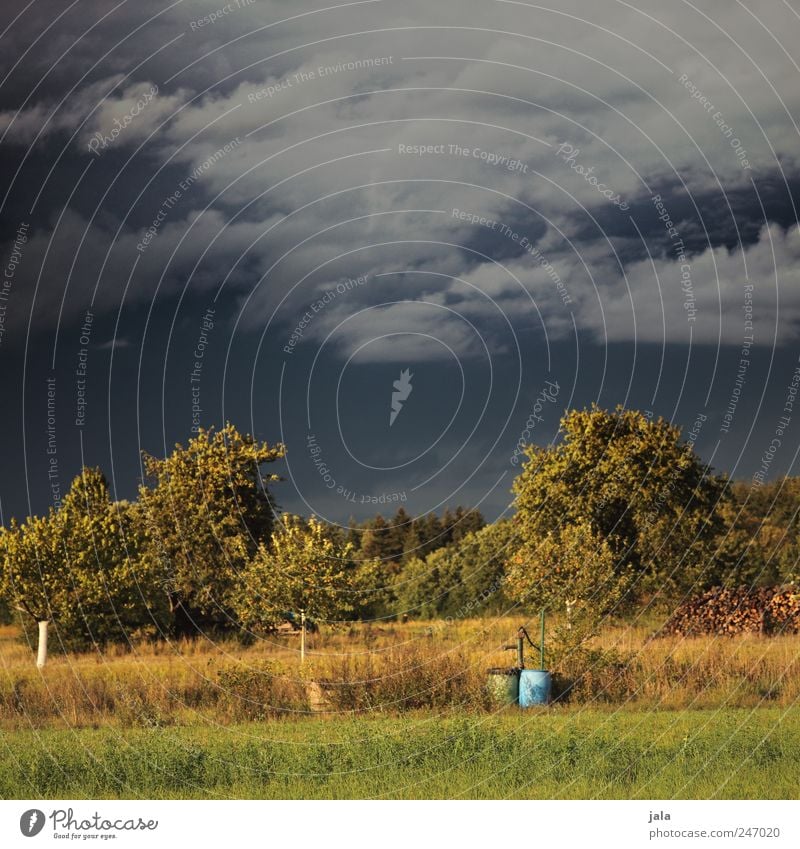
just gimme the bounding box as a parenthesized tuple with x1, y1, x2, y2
(318, 647, 487, 712)
(216, 661, 309, 720)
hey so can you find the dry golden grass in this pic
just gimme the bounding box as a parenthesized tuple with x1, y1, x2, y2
(1, 616, 799, 729)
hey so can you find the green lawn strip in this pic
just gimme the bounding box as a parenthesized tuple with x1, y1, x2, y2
(0, 709, 797, 799)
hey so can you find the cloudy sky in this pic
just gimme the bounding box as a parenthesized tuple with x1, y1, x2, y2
(1, 0, 799, 525)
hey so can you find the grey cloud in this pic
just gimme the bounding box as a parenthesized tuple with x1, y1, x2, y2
(2, 0, 800, 353)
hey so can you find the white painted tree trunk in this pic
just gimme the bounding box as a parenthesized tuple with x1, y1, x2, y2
(36, 620, 49, 669)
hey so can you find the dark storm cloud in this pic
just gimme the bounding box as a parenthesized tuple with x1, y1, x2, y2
(1, 0, 800, 521)
(1, 0, 797, 348)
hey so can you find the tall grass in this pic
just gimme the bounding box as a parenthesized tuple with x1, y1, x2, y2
(1, 619, 799, 729)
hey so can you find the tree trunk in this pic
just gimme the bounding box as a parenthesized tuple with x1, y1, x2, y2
(36, 619, 49, 669)
(168, 591, 195, 639)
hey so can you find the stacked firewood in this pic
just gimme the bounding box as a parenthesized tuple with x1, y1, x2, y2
(659, 586, 800, 637)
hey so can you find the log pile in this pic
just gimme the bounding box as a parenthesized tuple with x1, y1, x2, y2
(660, 586, 800, 637)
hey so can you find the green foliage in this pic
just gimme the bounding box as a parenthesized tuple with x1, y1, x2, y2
(392, 520, 516, 619)
(0, 511, 63, 625)
(449, 520, 516, 614)
(0, 468, 158, 650)
(506, 521, 632, 635)
(358, 514, 401, 567)
(392, 554, 455, 618)
(233, 516, 380, 631)
(137, 424, 284, 633)
(56, 473, 162, 647)
(713, 479, 800, 587)
(351, 506, 484, 568)
(12, 404, 800, 656)
(511, 405, 727, 606)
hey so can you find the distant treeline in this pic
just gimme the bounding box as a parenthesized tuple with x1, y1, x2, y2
(345, 506, 486, 568)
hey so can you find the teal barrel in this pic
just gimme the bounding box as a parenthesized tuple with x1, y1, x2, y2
(486, 667, 520, 705)
(519, 669, 551, 706)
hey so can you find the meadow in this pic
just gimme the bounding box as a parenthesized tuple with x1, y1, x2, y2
(1, 710, 797, 799)
(1, 618, 799, 798)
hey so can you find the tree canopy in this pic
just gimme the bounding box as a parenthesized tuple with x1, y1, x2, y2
(233, 515, 379, 631)
(511, 405, 727, 606)
(0, 468, 155, 649)
(137, 424, 284, 634)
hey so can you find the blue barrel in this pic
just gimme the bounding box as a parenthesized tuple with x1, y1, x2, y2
(519, 669, 552, 706)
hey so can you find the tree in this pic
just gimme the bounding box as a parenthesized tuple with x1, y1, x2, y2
(0, 468, 158, 664)
(449, 506, 485, 543)
(401, 521, 423, 562)
(716, 478, 800, 587)
(233, 515, 379, 632)
(391, 520, 516, 619)
(416, 512, 443, 557)
(449, 519, 515, 615)
(392, 551, 460, 618)
(505, 520, 631, 633)
(359, 514, 404, 569)
(350, 506, 486, 566)
(388, 507, 414, 559)
(0, 511, 63, 667)
(56, 469, 160, 647)
(137, 424, 284, 635)
(511, 406, 726, 604)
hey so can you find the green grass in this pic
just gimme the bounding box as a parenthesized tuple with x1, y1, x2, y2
(1, 708, 798, 799)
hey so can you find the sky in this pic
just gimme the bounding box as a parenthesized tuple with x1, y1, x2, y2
(1, 0, 799, 526)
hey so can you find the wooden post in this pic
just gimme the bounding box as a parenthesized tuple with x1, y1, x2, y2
(300, 610, 306, 664)
(540, 608, 545, 670)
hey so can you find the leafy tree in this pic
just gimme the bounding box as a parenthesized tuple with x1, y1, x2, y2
(392, 520, 515, 619)
(0, 468, 158, 663)
(388, 507, 414, 557)
(359, 514, 392, 564)
(345, 518, 361, 549)
(449, 519, 515, 615)
(416, 512, 443, 557)
(392, 551, 460, 618)
(56, 470, 161, 647)
(711, 496, 773, 588)
(511, 406, 726, 604)
(717, 478, 800, 587)
(0, 510, 63, 665)
(401, 521, 423, 561)
(137, 424, 284, 635)
(506, 520, 630, 631)
(233, 515, 379, 631)
(447, 506, 485, 544)
(352, 506, 485, 567)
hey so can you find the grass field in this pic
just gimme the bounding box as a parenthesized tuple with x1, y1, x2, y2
(1, 709, 798, 799)
(1, 618, 798, 798)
